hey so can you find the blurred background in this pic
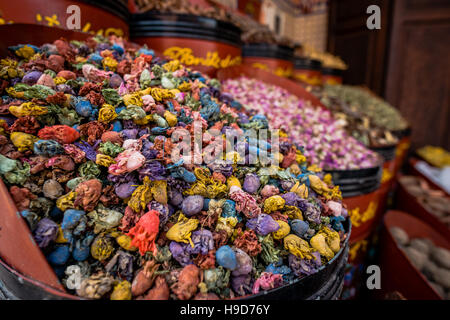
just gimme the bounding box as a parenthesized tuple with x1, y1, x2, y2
(213, 0, 449, 152)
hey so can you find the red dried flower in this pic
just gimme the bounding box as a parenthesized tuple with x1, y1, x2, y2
(142, 276, 169, 300)
(63, 144, 85, 163)
(46, 92, 67, 105)
(10, 186, 36, 211)
(54, 39, 76, 63)
(281, 147, 297, 169)
(127, 210, 160, 256)
(79, 121, 111, 145)
(170, 264, 200, 300)
(99, 185, 120, 207)
(46, 155, 75, 171)
(233, 228, 262, 257)
(213, 229, 229, 248)
(194, 250, 216, 270)
(9, 116, 40, 135)
(120, 206, 145, 232)
(38, 125, 80, 144)
(85, 91, 105, 107)
(45, 55, 65, 73)
(73, 179, 102, 212)
(270, 211, 289, 223)
(131, 260, 159, 297)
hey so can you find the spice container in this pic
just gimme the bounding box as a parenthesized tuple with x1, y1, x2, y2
(296, 44, 347, 86)
(316, 85, 408, 136)
(0, 0, 129, 37)
(321, 67, 344, 85)
(370, 145, 397, 220)
(396, 176, 450, 238)
(217, 65, 325, 109)
(292, 57, 322, 86)
(242, 43, 294, 79)
(130, 12, 242, 77)
(407, 157, 450, 196)
(0, 24, 91, 58)
(0, 36, 349, 300)
(379, 211, 450, 300)
(393, 127, 412, 174)
(230, 10, 295, 78)
(312, 85, 404, 149)
(416, 146, 450, 169)
(326, 166, 382, 242)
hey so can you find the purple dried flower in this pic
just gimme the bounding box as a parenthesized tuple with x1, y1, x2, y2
(303, 202, 322, 224)
(169, 241, 192, 267)
(181, 195, 204, 217)
(56, 84, 75, 94)
(207, 161, 234, 177)
(149, 201, 170, 226)
(167, 178, 190, 192)
(105, 250, 134, 282)
(243, 173, 260, 194)
(33, 218, 58, 248)
(231, 274, 253, 296)
(115, 181, 137, 199)
(122, 120, 137, 130)
(107, 172, 136, 184)
(288, 252, 321, 277)
(186, 230, 214, 255)
(74, 141, 97, 162)
(281, 192, 302, 207)
(121, 129, 139, 140)
(246, 214, 280, 236)
(232, 247, 253, 277)
(168, 189, 183, 207)
(280, 180, 294, 191)
(138, 160, 166, 181)
(22, 71, 43, 85)
(109, 74, 123, 88)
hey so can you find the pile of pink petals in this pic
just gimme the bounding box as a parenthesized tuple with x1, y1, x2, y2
(222, 77, 380, 170)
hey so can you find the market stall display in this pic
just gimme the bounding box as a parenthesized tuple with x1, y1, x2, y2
(396, 176, 450, 236)
(230, 13, 295, 78)
(311, 84, 411, 216)
(0, 36, 349, 300)
(380, 211, 450, 300)
(313, 85, 407, 148)
(221, 76, 382, 242)
(222, 77, 379, 171)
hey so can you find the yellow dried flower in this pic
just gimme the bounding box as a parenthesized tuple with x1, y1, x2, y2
(103, 56, 118, 71)
(96, 154, 116, 167)
(9, 102, 48, 117)
(98, 104, 118, 123)
(166, 213, 199, 247)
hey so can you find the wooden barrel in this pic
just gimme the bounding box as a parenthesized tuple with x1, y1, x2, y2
(292, 57, 322, 86)
(242, 43, 294, 78)
(130, 12, 242, 77)
(322, 67, 344, 85)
